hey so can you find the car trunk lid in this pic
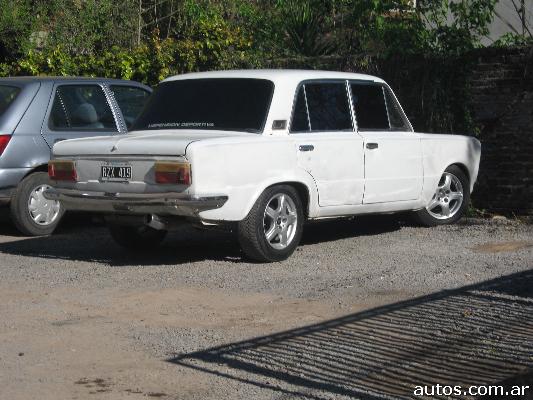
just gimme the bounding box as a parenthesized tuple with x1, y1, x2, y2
(52, 129, 249, 157)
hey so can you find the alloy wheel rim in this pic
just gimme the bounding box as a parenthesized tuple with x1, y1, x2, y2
(28, 184, 61, 226)
(263, 193, 298, 250)
(426, 172, 464, 220)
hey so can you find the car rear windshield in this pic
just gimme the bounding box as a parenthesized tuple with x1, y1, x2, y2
(132, 78, 274, 133)
(0, 85, 21, 118)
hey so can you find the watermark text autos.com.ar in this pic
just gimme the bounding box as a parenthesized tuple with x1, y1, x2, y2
(414, 384, 530, 397)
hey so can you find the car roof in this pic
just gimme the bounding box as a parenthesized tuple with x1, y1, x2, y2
(163, 69, 385, 84)
(0, 76, 150, 88)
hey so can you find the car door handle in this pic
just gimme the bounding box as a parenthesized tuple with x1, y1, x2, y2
(366, 142, 379, 150)
(299, 144, 314, 152)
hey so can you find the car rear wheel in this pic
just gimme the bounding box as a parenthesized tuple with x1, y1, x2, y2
(108, 224, 167, 251)
(413, 165, 470, 226)
(238, 185, 303, 262)
(10, 172, 64, 236)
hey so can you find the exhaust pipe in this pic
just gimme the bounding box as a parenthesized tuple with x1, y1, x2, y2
(145, 214, 167, 230)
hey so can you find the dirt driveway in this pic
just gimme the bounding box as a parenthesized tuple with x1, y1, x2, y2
(0, 211, 532, 400)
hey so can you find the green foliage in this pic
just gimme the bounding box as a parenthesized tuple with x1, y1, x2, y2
(41, 0, 138, 55)
(0, 0, 506, 68)
(335, 0, 424, 55)
(331, 0, 498, 56)
(416, 0, 498, 54)
(275, 0, 335, 57)
(171, 0, 255, 70)
(0, 0, 522, 138)
(0, 32, 254, 86)
(492, 32, 533, 48)
(0, 0, 36, 61)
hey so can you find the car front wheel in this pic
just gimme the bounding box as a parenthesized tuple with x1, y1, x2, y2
(238, 185, 304, 262)
(413, 165, 470, 226)
(10, 172, 64, 236)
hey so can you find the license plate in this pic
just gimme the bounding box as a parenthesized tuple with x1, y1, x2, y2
(100, 164, 132, 181)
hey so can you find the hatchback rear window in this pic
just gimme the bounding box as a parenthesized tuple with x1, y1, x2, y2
(0, 85, 21, 118)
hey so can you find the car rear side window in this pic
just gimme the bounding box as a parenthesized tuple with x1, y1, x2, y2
(350, 83, 390, 131)
(291, 82, 352, 132)
(49, 85, 117, 132)
(0, 85, 21, 118)
(110, 85, 151, 130)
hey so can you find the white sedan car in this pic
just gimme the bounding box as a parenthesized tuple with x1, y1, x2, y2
(45, 70, 481, 262)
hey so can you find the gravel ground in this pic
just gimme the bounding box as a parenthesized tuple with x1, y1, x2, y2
(0, 209, 532, 400)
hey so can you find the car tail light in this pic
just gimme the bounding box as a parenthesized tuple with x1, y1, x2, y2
(155, 162, 191, 185)
(0, 135, 11, 156)
(48, 160, 77, 181)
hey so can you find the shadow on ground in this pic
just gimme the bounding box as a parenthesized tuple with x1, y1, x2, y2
(0, 211, 403, 266)
(169, 270, 533, 399)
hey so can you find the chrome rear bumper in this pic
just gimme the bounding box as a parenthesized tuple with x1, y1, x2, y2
(44, 188, 228, 217)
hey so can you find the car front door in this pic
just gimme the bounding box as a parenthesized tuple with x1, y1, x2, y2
(290, 81, 364, 207)
(350, 81, 423, 204)
(41, 83, 121, 149)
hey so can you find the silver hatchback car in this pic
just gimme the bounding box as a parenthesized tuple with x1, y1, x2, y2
(0, 77, 151, 235)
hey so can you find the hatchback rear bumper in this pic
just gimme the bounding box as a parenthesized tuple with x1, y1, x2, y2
(0, 167, 33, 204)
(43, 188, 228, 217)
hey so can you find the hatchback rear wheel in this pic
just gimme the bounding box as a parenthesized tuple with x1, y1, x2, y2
(10, 172, 64, 236)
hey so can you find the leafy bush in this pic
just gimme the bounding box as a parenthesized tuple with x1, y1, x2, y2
(0, 0, 525, 139)
(492, 33, 533, 48)
(0, 0, 35, 61)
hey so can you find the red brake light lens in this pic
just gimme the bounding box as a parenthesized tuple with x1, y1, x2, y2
(155, 162, 191, 185)
(0, 135, 11, 156)
(48, 160, 77, 181)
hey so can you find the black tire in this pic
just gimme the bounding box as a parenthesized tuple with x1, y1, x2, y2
(238, 185, 304, 262)
(413, 165, 470, 227)
(9, 172, 65, 236)
(108, 224, 167, 251)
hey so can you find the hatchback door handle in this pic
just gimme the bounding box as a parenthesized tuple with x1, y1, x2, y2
(299, 144, 314, 152)
(366, 142, 379, 150)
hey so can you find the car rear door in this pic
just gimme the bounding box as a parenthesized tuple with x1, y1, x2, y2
(350, 81, 423, 204)
(41, 82, 121, 149)
(290, 81, 365, 207)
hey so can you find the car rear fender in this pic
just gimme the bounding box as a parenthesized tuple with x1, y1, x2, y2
(187, 138, 319, 221)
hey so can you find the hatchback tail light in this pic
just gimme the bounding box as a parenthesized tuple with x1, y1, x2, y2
(154, 162, 191, 185)
(48, 160, 77, 181)
(0, 135, 11, 156)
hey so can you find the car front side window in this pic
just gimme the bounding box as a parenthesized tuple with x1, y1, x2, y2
(49, 85, 117, 132)
(383, 87, 411, 131)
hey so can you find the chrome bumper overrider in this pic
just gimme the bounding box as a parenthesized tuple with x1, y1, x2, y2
(43, 188, 228, 217)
